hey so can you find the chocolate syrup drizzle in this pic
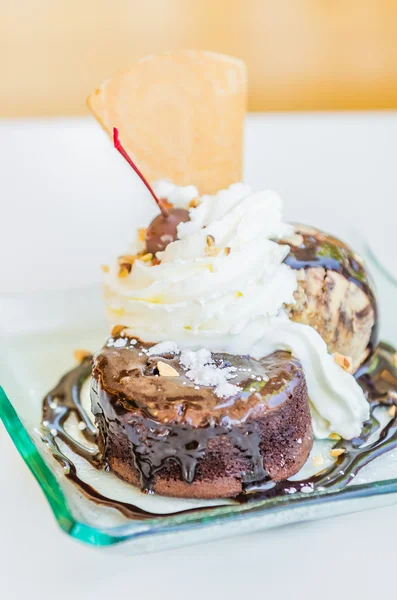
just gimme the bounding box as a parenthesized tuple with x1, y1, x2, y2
(91, 375, 269, 493)
(90, 346, 307, 494)
(240, 342, 397, 501)
(41, 341, 397, 520)
(39, 227, 391, 519)
(40, 358, 202, 520)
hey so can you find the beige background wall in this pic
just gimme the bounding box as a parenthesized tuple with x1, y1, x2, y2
(2, 0, 397, 116)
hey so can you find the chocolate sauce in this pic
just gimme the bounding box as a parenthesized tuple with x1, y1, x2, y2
(239, 341, 397, 501)
(40, 357, 205, 520)
(92, 375, 269, 492)
(41, 340, 397, 520)
(40, 353, 271, 518)
(42, 357, 100, 465)
(281, 225, 379, 351)
(39, 223, 392, 518)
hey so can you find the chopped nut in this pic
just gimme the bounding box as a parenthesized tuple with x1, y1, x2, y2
(111, 324, 126, 337)
(118, 254, 137, 265)
(381, 369, 397, 385)
(118, 265, 131, 278)
(333, 352, 353, 373)
(389, 405, 397, 418)
(224, 247, 231, 255)
(138, 228, 147, 242)
(139, 252, 153, 263)
(329, 432, 341, 441)
(205, 246, 221, 257)
(189, 198, 200, 208)
(330, 448, 346, 458)
(74, 349, 91, 364)
(204, 234, 221, 256)
(157, 361, 179, 377)
(312, 455, 324, 467)
(101, 264, 109, 273)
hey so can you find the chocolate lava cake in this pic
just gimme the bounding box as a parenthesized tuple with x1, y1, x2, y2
(91, 336, 313, 498)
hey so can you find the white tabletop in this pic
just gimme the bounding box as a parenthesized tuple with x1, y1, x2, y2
(1, 113, 397, 599)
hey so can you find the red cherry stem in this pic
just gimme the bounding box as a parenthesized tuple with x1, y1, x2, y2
(113, 127, 169, 217)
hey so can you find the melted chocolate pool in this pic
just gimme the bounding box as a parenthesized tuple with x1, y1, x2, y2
(41, 341, 397, 520)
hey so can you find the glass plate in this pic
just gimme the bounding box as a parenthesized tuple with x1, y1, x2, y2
(1, 243, 397, 554)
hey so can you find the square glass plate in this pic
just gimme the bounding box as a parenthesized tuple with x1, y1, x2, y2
(2, 115, 397, 554)
(1, 242, 397, 554)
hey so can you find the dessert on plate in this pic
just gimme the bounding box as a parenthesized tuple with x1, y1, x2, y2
(42, 50, 397, 506)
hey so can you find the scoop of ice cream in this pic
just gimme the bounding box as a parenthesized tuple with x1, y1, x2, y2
(281, 225, 377, 372)
(103, 183, 369, 439)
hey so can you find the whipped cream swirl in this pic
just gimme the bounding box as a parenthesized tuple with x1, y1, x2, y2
(104, 182, 369, 439)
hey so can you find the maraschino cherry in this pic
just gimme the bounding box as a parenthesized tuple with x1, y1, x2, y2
(113, 128, 189, 254)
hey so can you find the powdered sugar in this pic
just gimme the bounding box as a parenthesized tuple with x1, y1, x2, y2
(147, 341, 180, 356)
(179, 349, 241, 398)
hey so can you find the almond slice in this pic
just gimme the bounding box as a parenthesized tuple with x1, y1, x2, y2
(330, 448, 346, 458)
(74, 349, 91, 364)
(157, 361, 179, 377)
(118, 254, 137, 265)
(118, 265, 131, 278)
(139, 252, 153, 263)
(333, 352, 353, 374)
(87, 50, 247, 194)
(111, 324, 126, 337)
